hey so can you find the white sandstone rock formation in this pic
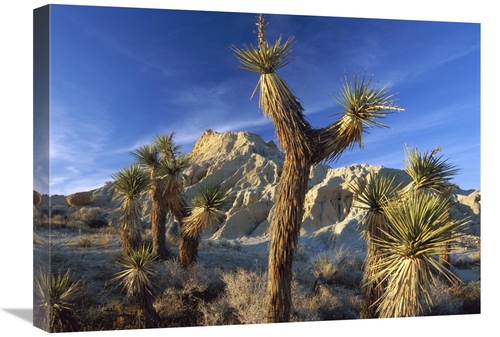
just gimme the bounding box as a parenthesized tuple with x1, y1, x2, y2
(54, 129, 481, 255)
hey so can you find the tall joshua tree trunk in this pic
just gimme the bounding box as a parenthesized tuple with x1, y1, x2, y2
(173, 197, 199, 268)
(267, 153, 311, 321)
(150, 178, 170, 260)
(232, 14, 404, 322)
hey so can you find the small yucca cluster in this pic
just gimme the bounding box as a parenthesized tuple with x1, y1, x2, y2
(34, 268, 82, 332)
(112, 245, 160, 328)
(350, 146, 469, 318)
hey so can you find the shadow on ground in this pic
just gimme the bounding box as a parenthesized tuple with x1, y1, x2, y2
(3, 308, 32, 324)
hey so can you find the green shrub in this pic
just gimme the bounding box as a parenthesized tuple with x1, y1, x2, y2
(70, 207, 108, 229)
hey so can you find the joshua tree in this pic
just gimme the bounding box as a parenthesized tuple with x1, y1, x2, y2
(149, 132, 195, 269)
(181, 181, 231, 267)
(349, 171, 401, 318)
(112, 163, 149, 254)
(132, 141, 174, 260)
(231, 14, 404, 322)
(369, 191, 467, 318)
(112, 245, 160, 328)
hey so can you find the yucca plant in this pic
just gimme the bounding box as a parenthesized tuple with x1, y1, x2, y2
(112, 245, 160, 328)
(181, 181, 231, 267)
(401, 144, 459, 195)
(231, 14, 404, 322)
(401, 145, 459, 270)
(33, 268, 81, 332)
(370, 191, 468, 318)
(112, 163, 149, 254)
(349, 171, 401, 318)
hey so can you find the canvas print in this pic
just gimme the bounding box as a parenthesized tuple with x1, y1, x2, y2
(33, 4, 480, 333)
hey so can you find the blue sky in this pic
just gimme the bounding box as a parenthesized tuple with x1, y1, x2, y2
(37, 4, 480, 195)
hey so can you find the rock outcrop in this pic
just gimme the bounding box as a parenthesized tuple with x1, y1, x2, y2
(66, 191, 92, 207)
(33, 190, 42, 205)
(50, 130, 481, 254)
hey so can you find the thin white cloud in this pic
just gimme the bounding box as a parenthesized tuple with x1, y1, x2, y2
(383, 44, 480, 87)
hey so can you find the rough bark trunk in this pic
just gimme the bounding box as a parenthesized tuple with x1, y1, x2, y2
(163, 192, 198, 269)
(266, 153, 311, 322)
(151, 191, 170, 260)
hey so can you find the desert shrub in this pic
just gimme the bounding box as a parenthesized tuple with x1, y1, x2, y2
(219, 269, 267, 324)
(67, 236, 94, 248)
(78, 299, 126, 331)
(429, 280, 480, 315)
(452, 251, 480, 270)
(36, 205, 69, 228)
(291, 277, 359, 322)
(101, 233, 113, 249)
(311, 248, 363, 289)
(33, 232, 44, 245)
(172, 268, 267, 326)
(293, 244, 311, 262)
(70, 207, 108, 229)
(51, 207, 68, 217)
(198, 296, 239, 326)
(216, 239, 242, 251)
(155, 262, 226, 327)
(450, 281, 481, 314)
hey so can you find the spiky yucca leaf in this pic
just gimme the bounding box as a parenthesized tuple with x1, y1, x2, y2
(112, 245, 158, 301)
(350, 172, 395, 210)
(231, 35, 303, 117)
(350, 171, 401, 238)
(349, 171, 401, 318)
(153, 132, 180, 159)
(112, 163, 150, 201)
(231, 35, 295, 75)
(157, 153, 190, 178)
(370, 191, 468, 318)
(401, 145, 460, 195)
(318, 72, 404, 163)
(334, 72, 403, 125)
(131, 144, 160, 171)
(112, 245, 160, 328)
(34, 268, 81, 332)
(182, 182, 231, 239)
(231, 30, 311, 158)
(112, 164, 149, 253)
(154, 154, 190, 220)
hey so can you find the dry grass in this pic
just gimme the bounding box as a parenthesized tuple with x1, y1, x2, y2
(33, 208, 479, 332)
(311, 248, 364, 289)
